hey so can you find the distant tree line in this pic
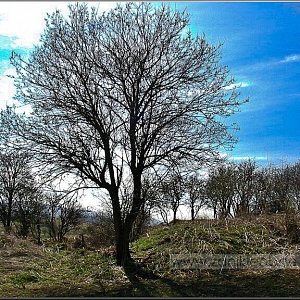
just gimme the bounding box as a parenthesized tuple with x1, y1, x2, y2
(1, 147, 300, 247)
(140, 159, 300, 223)
(205, 159, 300, 218)
(0, 149, 84, 243)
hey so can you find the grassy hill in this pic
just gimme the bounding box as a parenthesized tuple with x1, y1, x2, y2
(1, 215, 300, 297)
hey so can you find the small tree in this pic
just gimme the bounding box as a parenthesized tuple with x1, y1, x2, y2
(29, 192, 46, 245)
(0, 149, 34, 234)
(14, 182, 44, 240)
(269, 164, 293, 214)
(233, 160, 257, 217)
(251, 168, 272, 215)
(185, 174, 208, 221)
(206, 163, 236, 219)
(160, 172, 185, 224)
(44, 193, 84, 242)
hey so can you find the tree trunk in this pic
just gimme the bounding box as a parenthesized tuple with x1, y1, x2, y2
(115, 213, 140, 265)
(110, 187, 134, 266)
(213, 206, 217, 219)
(115, 224, 132, 265)
(173, 209, 177, 224)
(37, 221, 42, 245)
(191, 205, 195, 221)
(118, 173, 143, 265)
(5, 194, 13, 234)
(109, 169, 143, 266)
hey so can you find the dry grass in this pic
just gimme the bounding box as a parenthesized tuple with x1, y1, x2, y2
(1, 214, 300, 297)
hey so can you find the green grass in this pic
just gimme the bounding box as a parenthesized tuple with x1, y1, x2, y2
(1, 215, 300, 297)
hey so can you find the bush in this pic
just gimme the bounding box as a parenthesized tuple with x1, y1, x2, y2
(77, 211, 115, 249)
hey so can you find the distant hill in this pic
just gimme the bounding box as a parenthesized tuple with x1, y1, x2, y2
(81, 209, 163, 226)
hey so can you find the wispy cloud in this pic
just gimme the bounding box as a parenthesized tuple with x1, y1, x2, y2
(223, 81, 250, 90)
(280, 54, 300, 63)
(229, 156, 268, 161)
(234, 53, 300, 75)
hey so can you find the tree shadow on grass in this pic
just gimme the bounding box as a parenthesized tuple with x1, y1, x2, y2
(6, 268, 300, 297)
(121, 263, 300, 297)
(121, 260, 193, 297)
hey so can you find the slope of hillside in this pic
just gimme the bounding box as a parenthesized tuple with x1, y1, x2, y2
(132, 216, 298, 271)
(1, 215, 300, 297)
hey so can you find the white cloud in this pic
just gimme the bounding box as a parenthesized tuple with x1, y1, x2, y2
(0, 2, 118, 109)
(229, 156, 268, 161)
(223, 81, 250, 90)
(280, 54, 300, 63)
(0, 68, 16, 109)
(0, 68, 33, 115)
(235, 53, 300, 74)
(0, 2, 68, 48)
(0, 2, 117, 48)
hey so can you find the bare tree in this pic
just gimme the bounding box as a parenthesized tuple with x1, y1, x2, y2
(268, 164, 293, 214)
(160, 172, 185, 224)
(232, 159, 257, 217)
(14, 180, 44, 240)
(206, 163, 236, 219)
(288, 161, 300, 211)
(28, 192, 46, 245)
(185, 174, 208, 221)
(2, 2, 246, 264)
(44, 192, 84, 242)
(0, 149, 34, 234)
(251, 167, 273, 215)
(154, 198, 171, 226)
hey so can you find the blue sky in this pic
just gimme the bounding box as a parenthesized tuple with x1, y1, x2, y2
(173, 2, 300, 166)
(0, 2, 299, 167)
